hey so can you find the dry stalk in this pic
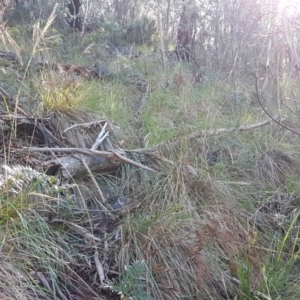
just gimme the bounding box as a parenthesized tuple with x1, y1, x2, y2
(64, 120, 106, 132)
(78, 156, 109, 208)
(94, 250, 105, 285)
(51, 219, 102, 242)
(91, 122, 109, 150)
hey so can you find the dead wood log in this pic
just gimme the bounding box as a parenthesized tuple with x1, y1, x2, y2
(14, 147, 156, 179)
(45, 154, 121, 179)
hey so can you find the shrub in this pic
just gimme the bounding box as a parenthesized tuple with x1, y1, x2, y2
(98, 17, 156, 47)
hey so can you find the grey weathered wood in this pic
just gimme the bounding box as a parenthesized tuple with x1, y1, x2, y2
(46, 154, 121, 179)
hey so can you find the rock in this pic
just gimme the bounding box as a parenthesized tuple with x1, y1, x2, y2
(92, 63, 113, 79)
(107, 196, 128, 210)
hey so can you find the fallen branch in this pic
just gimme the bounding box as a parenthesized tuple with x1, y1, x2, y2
(48, 154, 121, 179)
(64, 120, 107, 132)
(91, 122, 109, 150)
(0, 114, 51, 121)
(15, 147, 156, 176)
(179, 114, 285, 140)
(16, 147, 124, 158)
(255, 75, 300, 137)
(112, 150, 156, 172)
(51, 219, 102, 242)
(132, 115, 286, 155)
(126, 115, 286, 174)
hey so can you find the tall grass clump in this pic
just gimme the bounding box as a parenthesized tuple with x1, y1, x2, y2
(37, 77, 84, 111)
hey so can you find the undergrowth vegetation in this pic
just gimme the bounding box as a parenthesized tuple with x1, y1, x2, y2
(1, 9, 300, 300)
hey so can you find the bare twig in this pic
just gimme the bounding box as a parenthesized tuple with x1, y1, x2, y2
(64, 267, 100, 298)
(191, 115, 284, 138)
(156, 114, 285, 147)
(255, 75, 300, 136)
(130, 112, 288, 159)
(94, 251, 105, 285)
(0, 114, 51, 121)
(51, 219, 102, 242)
(91, 122, 109, 150)
(112, 150, 157, 172)
(64, 120, 106, 132)
(16, 147, 124, 158)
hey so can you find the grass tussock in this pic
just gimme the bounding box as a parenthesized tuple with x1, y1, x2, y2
(38, 77, 84, 111)
(255, 148, 300, 188)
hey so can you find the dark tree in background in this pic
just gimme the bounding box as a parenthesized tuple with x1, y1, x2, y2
(0, 0, 10, 23)
(176, 0, 197, 61)
(67, 0, 82, 31)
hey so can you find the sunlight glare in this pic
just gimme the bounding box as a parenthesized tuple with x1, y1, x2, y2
(279, 0, 300, 12)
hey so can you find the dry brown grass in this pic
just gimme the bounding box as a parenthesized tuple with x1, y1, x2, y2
(0, 253, 52, 299)
(255, 148, 300, 187)
(117, 157, 268, 299)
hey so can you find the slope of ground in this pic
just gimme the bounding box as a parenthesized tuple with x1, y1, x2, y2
(1, 19, 300, 300)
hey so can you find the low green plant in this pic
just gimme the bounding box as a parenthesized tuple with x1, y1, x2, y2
(123, 17, 156, 46)
(111, 260, 154, 300)
(235, 210, 300, 300)
(237, 257, 254, 300)
(98, 17, 156, 47)
(38, 79, 83, 111)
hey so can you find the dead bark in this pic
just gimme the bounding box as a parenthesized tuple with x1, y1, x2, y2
(156, 3, 165, 67)
(0, 0, 9, 24)
(15, 147, 156, 178)
(45, 154, 121, 179)
(176, 0, 197, 61)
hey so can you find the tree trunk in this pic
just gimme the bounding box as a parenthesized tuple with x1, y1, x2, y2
(176, 0, 197, 61)
(156, 2, 165, 67)
(67, 0, 82, 31)
(0, 0, 7, 24)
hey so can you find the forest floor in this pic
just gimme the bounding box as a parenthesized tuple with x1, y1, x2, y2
(1, 20, 300, 300)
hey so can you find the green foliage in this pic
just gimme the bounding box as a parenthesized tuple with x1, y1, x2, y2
(141, 109, 178, 146)
(111, 260, 154, 300)
(237, 258, 253, 300)
(82, 80, 126, 115)
(261, 212, 300, 299)
(37, 79, 83, 112)
(98, 17, 156, 46)
(123, 17, 156, 46)
(6, 26, 21, 41)
(99, 20, 124, 46)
